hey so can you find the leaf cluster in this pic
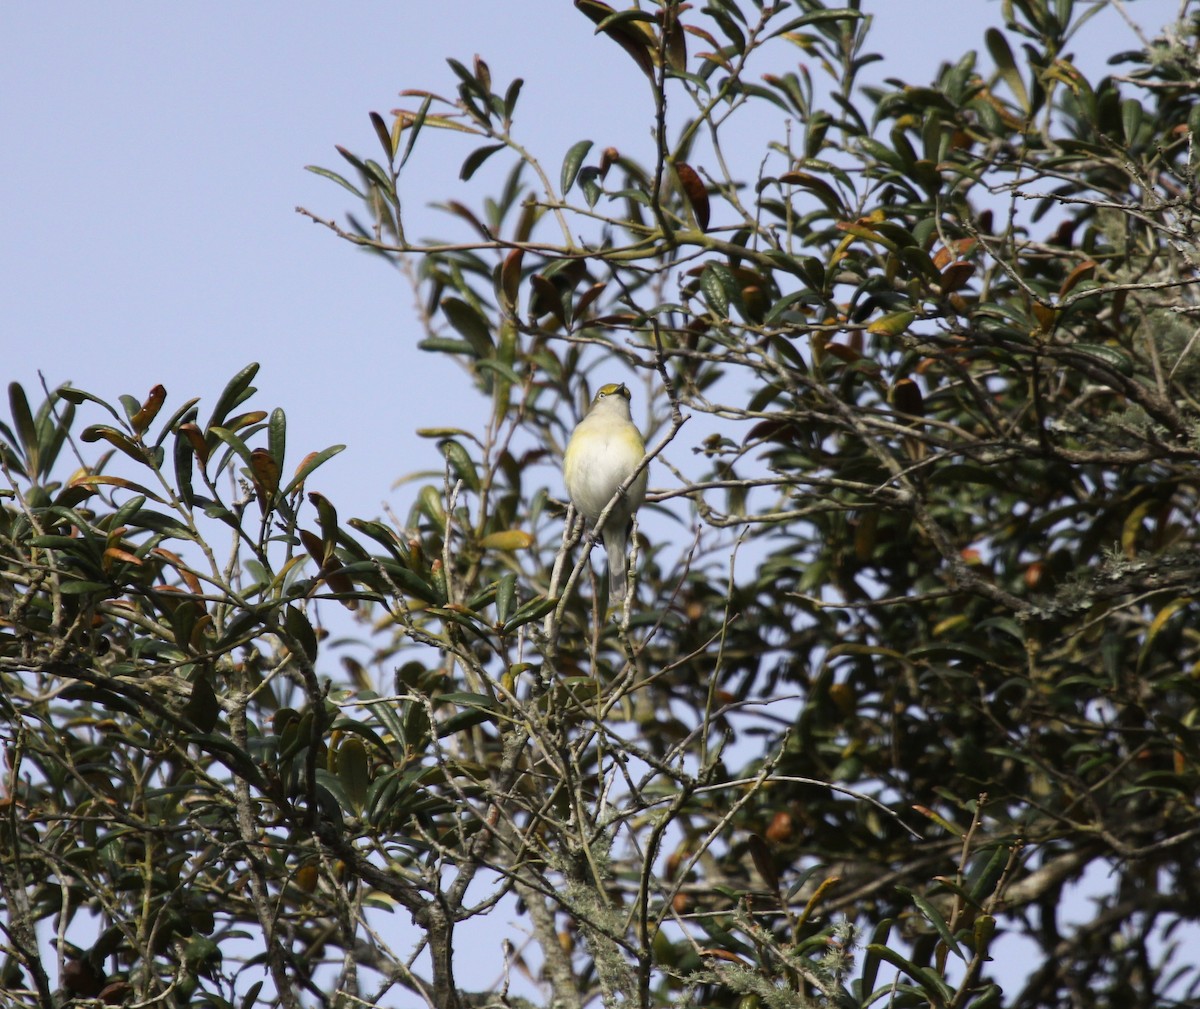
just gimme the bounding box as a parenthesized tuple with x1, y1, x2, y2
(6, 2, 1200, 1008)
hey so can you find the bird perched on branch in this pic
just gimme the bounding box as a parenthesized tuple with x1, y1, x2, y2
(563, 382, 648, 602)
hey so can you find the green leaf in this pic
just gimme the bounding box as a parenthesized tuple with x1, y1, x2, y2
(464, 580, 500, 612)
(418, 485, 446, 530)
(766, 8, 865, 40)
(80, 425, 148, 466)
(336, 736, 370, 814)
(440, 297, 495, 357)
(366, 767, 403, 824)
(398, 95, 433, 170)
(346, 519, 408, 562)
(898, 245, 942, 284)
(502, 594, 557, 633)
(460, 142, 506, 182)
(208, 425, 255, 475)
(480, 529, 532, 551)
(700, 263, 732, 317)
(305, 165, 367, 199)
(1065, 343, 1134, 377)
(135, 510, 194, 539)
(561, 140, 594, 195)
(109, 494, 148, 531)
(783, 862, 831, 901)
(241, 982, 264, 1009)
(308, 491, 339, 546)
(182, 668, 220, 733)
(864, 943, 954, 1001)
(985, 27, 1030, 115)
(268, 408, 287, 472)
(1119, 97, 1142, 144)
(186, 732, 268, 792)
(8, 383, 38, 476)
(285, 605, 318, 663)
(58, 580, 113, 595)
(152, 397, 198, 449)
(358, 690, 408, 749)
(858, 137, 906, 171)
(371, 559, 443, 605)
(174, 427, 196, 507)
(904, 887, 965, 961)
(207, 363, 260, 432)
(474, 358, 522, 385)
(495, 573, 517, 626)
(56, 386, 123, 421)
(502, 77, 523, 122)
(280, 445, 346, 498)
(440, 439, 481, 493)
(436, 692, 501, 737)
(578, 166, 603, 207)
(857, 918, 894, 999)
(312, 774, 350, 825)
(419, 337, 477, 357)
(967, 844, 1011, 904)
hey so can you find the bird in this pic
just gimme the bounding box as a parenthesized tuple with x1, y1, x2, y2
(563, 382, 648, 603)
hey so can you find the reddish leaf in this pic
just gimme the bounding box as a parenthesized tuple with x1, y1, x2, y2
(103, 546, 142, 568)
(697, 948, 749, 965)
(574, 0, 656, 81)
(250, 448, 280, 514)
(599, 145, 619, 179)
(501, 248, 524, 310)
(179, 422, 209, 465)
(747, 832, 780, 890)
(572, 281, 608, 324)
(779, 170, 846, 215)
(891, 378, 925, 417)
(150, 547, 205, 596)
(675, 162, 710, 231)
(1032, 302, 1057, 333)
(472, 54, 492, 94)
(660, 3, 687, 73)
(932, 238, 977, 268)
(300, 528, 327, 566)
(130, 384, 166, 435)
(939, 260, 975, 293)
(529, 274, 568, 327)
(1059, 259, 1097, 299)
(368, 110, 393, 161)
(765, 811, 795, 845)
(67, 473, 165, 504)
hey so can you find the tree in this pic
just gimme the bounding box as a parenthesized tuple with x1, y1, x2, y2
(4, 1, 1200, 1006)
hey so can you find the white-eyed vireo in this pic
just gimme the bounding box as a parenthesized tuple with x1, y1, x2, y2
(563, 383, 648, 601)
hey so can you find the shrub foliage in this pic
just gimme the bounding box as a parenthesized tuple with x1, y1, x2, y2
(4, 1, 1200, 1007)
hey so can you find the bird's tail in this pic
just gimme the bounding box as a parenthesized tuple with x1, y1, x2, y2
(605, 529, 628, 603)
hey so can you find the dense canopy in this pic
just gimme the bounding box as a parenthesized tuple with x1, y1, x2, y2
(3, 2, 1200, 1007)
